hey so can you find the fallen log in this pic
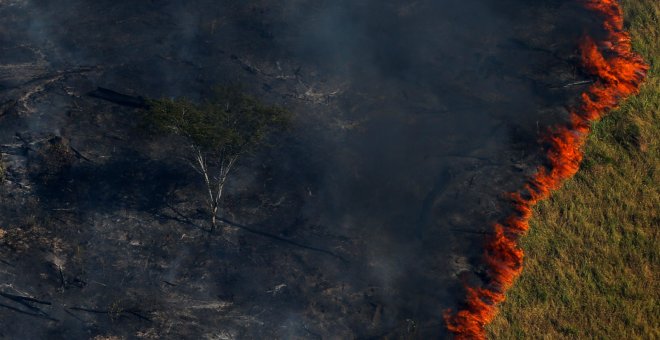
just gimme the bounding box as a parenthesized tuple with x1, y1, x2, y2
(0, 292, 51, 306)
(68, 306, 152, 322)
(88, 87, 149, 109)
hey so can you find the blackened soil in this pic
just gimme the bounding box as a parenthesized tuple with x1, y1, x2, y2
(0, 0, 602, 338)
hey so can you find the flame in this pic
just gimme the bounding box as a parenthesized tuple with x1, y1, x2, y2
(443, 0, 648, 338)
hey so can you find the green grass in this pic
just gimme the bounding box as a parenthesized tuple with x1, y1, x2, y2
(488, 0, 659, 338)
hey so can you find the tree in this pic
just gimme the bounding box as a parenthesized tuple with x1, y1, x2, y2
(145, 86, 291, 232)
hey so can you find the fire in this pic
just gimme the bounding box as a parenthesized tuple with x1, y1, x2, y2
(443, 0, 648, 338)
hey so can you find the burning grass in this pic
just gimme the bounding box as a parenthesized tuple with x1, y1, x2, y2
(444, 0, 655, 338)
(487, 0, 659, 338)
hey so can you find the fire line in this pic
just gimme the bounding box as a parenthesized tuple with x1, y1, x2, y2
(443, 0, 649, 338)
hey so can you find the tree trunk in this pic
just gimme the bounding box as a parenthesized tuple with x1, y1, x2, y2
(210, 204, 218, 233)
(210, 179, 225, 233)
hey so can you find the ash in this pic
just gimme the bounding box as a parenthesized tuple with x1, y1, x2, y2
(0, 0, 600, 338)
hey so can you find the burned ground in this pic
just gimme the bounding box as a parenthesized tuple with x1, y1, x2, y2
(0, 0, 605, 339)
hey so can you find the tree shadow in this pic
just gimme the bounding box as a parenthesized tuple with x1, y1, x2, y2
(154, 200, 348, 263)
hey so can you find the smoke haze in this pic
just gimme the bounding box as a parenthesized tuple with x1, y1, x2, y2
(0, 0, 601, 338)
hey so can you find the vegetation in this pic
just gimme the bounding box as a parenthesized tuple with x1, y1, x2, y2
(146, 86, 291, 231)
(488, 0, 659, 338)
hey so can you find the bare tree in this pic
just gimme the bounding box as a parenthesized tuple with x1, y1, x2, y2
(146, 86, 291, 231)
(191, 145, 238, 230)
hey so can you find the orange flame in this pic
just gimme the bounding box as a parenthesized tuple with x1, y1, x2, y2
(443, 0, 648, 338)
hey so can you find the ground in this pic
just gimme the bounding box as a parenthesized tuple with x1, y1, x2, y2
(0, 0, 647, 339)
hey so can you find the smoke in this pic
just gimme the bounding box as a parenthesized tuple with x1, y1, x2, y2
(0, 0, 623, 338)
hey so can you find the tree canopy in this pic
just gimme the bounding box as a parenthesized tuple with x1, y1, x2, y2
(146, 86, 291, 157)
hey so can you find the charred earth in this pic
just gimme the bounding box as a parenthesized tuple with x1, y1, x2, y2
(0, 0, 617, 339)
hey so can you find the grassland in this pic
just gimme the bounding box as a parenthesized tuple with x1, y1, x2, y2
(487, 0, 659, 338)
